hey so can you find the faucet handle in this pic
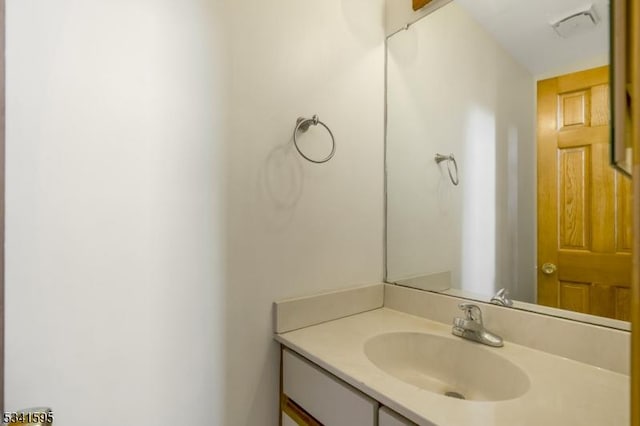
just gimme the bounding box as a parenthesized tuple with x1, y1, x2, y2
(458, 303, 483, 324)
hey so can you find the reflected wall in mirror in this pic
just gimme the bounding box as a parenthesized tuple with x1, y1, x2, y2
(385, 0, 631, 328)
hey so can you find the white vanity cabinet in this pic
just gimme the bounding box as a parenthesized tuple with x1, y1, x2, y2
(281, 348, 378, 426)
(379, 406, 418, 426)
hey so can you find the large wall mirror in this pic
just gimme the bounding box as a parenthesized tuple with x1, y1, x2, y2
(385, 0, 631, 329)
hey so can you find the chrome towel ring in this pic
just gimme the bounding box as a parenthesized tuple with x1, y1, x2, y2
(293, 114, 336, 164)
(435, 153, 459, 186)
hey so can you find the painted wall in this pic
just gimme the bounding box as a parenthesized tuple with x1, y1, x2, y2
(535, 54, 609, 81)
(386, 2, 536, 302)
(6, 0, 385, 425)
(223, 0, 384, 423)
(6, 0, 229, 423)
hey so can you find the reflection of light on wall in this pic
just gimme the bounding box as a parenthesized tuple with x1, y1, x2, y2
(461, 106, 496, 294)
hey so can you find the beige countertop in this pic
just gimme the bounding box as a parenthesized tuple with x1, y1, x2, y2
(275, 308, 629, 426)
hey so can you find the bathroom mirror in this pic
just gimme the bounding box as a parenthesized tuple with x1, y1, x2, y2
(385, 0, 632, 329)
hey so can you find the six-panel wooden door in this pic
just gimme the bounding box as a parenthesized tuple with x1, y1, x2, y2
(537, 66, 632, 320)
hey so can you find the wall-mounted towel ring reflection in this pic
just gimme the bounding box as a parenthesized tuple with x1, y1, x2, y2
(435, 153, 459, 186)
(293, 115, 336, 164)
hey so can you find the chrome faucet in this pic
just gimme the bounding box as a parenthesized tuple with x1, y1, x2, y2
(490, 288, 513, 307)
(452, 303, 503, 347)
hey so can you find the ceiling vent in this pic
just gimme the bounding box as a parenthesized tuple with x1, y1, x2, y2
(551, 5, 599, 38)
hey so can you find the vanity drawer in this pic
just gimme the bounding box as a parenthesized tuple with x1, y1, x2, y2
(282, 348, 378, 426)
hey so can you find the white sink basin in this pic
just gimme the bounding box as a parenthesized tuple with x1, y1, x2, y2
(364, 332, 530, 401)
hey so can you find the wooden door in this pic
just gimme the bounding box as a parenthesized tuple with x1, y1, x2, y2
(537, 66, 632, 320)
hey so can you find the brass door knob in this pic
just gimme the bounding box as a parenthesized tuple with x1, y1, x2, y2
(541, 263, 557, 275)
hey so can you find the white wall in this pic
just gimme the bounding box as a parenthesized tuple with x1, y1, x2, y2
(223, 0, 385, 423)
(535, 54, 609, 81)
(6, 0, 385, 425)
(386, 2, 536, 302)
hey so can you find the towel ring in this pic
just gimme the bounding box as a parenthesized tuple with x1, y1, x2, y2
(293, 115, 336, 164)
(435, 153, 459, 186)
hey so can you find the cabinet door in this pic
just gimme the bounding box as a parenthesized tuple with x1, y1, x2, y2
(379, 406, 420, 426)
(282, 348, 377, 426)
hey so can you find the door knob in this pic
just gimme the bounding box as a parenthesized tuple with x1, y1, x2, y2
(541, 263, 557, 275)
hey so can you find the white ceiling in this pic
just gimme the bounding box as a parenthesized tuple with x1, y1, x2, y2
(455, 0, 610, 77)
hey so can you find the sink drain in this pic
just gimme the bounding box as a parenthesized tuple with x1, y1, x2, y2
(444, 391, 466, 400)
